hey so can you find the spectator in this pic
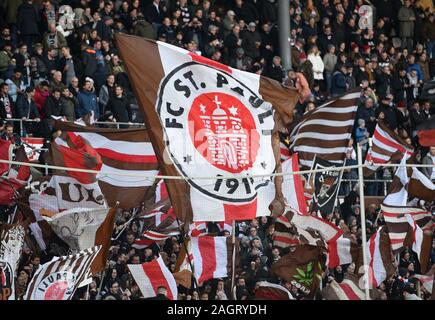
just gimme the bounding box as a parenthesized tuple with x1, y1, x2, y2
(17, 0, 40, 54)
(421, 146, 435, 180)
(106, 85, 131, 127)
(398, 0, 416, 51)
(16, 87, 40, 136)
(323, 44, 337, 95)
(307, 45, 324, 84)
(242, 22, 261, 60)
(0, 82, 14, 120)
(5, 68, 27, 102)
(1, 122, 22, 146)
(43, 23, 67, 50)
(331, 63, 347, 97)
(77, 77, 99, 119)
(59, 87, 77, 121)
(59, 46, 81, 86)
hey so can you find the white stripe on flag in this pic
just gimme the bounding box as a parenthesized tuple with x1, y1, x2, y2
(213, 237, 228, 279)
(128, 264, 156, 298)
(74, 132, 156, 156)
(98, 164, 157, 187)
(156, 256, 178, 300)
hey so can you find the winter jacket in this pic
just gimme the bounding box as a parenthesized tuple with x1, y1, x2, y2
(17, 1, 39, 36)
(407, 63, 424, 81)
(323, 53, 337, 73)
(77, 90, 99, 119)
(331, 70, 347, 96)
(107, 95, 131, 123)
(308, 53, 324, 80)
(133, 20, 155, 39)
(5, 78, 27, 102)
(16, 93, 39, 119)
(398, 6, 415, 38)
(44, 95, 63, 118)
(59, 96, 77, 121)
(242, 31, 262, 60)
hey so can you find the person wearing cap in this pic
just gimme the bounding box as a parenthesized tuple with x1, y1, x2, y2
(241, 22, 261, 60)
(77, 77, 99, 120)
(96, 15, 114, 41)
(224, 24, 243, 61)
(230, 47, 252, 71)
(223, 10, 236, 37)
(376, 94, 398, 130)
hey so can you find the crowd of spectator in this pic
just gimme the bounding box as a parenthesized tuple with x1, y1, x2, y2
(1, 0, 434, 300)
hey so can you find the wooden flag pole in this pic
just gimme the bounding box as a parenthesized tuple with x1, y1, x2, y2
(357, 142, 370, 300)
(230, 219, 236, 300)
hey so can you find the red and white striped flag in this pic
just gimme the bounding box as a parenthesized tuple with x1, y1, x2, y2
(322, 274, 367, 300)
(254, 281, 295, 300)
(128, 255, 178, 300)
(24, 246, 101, 300)
(134, 206, 180, 248)
(115, 34, 300, 222)
(365, 227, 395, 288)
(327, 235, 358, 269)
(55, 121, 159, 209)
(191, 236, 235, 283)
(285, 209, 343, 243)
(364, 121, 414, 175)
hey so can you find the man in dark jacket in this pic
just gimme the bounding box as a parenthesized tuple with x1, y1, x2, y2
(265, 56, 284, 83)
(331, 64, 347, 97)
(376, 95, 398, 130)
(96, 16, 114, 41)
(41, 88, 62, 139)
(107, 85, 131, 128)
(16, 87, 40, 136)
(81, 45, 98, 80)
(376, 65, 393, 98)
(242, 22, 261, 60)
(392, 68, 409, 108)
(0, 82, 14, 120)
(17, 0, 39, 55)
(60, 87, 77, 121)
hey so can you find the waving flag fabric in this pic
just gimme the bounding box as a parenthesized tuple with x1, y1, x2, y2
(115, 34, 300, 222)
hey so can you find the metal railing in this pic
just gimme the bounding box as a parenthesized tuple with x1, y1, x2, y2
(5, 118, 146, 136)
(340, 178, 393, 197)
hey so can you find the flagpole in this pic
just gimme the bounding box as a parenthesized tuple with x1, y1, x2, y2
(230, 219, 236, 300)
(175, 218, 199, 296)
(357, 142, 370, 300)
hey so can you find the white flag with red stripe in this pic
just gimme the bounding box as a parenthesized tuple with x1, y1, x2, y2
(128, 255, 178, 300)
(191, 236, 232, 283)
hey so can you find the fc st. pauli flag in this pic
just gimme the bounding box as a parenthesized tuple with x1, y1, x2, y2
(115, 34, 299, 222)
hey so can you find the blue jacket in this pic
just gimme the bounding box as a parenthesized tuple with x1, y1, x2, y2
(331, 70, 347, 96)
(77, 90, 99, 119)
(407, 63, 423, 81)
(355, 127, 368, 143)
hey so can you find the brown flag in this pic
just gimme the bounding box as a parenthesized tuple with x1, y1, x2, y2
(270, 244, 325, 299)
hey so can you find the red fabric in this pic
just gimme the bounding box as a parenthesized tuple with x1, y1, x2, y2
(34, 87, 49, 119)
(0, 178, 23, 205)
(188, 52, 232, 74)
(197, 236, 217, 283)
(56, 133, 102, 184)
(224, 198, 258, 221)
(0, 139, 11, 175)
(417, 129, 435, 147)
(141, 259, 174, 300)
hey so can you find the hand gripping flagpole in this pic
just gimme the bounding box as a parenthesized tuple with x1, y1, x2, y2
(357, 142, 370, 300)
